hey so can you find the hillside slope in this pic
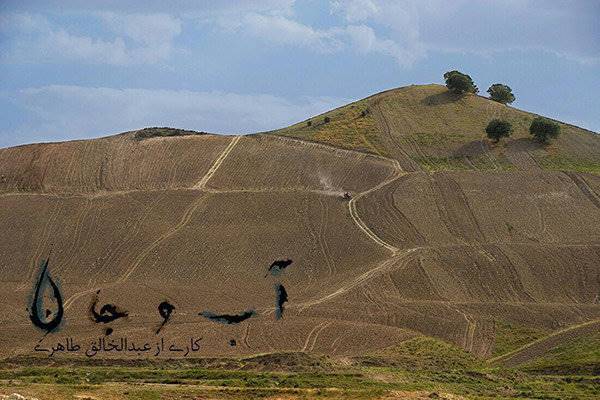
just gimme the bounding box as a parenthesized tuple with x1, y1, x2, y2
(272, 84, 600, 173)
(0, 88, 599, 367)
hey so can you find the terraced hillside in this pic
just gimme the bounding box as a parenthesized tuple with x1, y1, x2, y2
(0, 87, 599, 375)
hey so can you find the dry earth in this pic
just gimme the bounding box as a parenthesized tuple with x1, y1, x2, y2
(0, 86, 599, 368)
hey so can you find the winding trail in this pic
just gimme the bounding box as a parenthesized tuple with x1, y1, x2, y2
(348, 158, 403, 254)
(309, 322, 332, 351)
(463, 312, 476, 353)
(63, 135, 407, 326)
(269, 152, 412, 312)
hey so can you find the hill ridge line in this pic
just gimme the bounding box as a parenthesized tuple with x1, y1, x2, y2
(0, 134, 405, 197)
(2, 83, 597, 152)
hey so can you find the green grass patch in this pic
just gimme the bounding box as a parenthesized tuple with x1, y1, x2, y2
(537, 155, 600, 174)
(134, 127, 208, 140)
(355, 336, 482, 371)
(270, 100, 387, 156)
(267, 85, 600, 174)
(413, 156, 472, 172)
(412, 131, 466, 146)
(2, 353, 600, 399)
(0, 366, 380, 390)
(520, 333, 600, 375)
(492, 321, 549, 358)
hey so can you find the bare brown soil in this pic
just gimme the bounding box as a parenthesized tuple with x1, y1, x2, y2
(0, 86, 599, 366)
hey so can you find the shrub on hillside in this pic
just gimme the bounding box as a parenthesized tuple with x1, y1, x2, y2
(485, 119, 513, 143)
(134, 127, 207, 140)
(487, 84, 515, 104)
(529, 117, 560, 144)
(444, 70, 478, 95)
(324, 116, 331, 123)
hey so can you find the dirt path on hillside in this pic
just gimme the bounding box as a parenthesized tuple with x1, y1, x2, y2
(63, 194, 210, 310)
(431, 174, 486, 243)
(489, 319, 600, 367)
(64, 138, 243, 310)
(565, 171, 600, 209)
(194, 135, 241, 189)
(266, 131, 404, 254)
(296, 249, 419, 311)
(502, 137, 542, 171)
(116, 195, 210, 284)
(348, 158, 403, 254)
(371, 101, 422, 172)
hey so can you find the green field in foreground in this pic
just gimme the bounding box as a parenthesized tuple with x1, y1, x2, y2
(1, 363, 598, 399)
(1, 336, 598, 400)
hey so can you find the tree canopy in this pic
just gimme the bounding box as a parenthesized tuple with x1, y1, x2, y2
(444, 70, 478, 95)
(529, 117, 561, 143)
(487, 84, 516, 104)
(485, 119, 513, 143)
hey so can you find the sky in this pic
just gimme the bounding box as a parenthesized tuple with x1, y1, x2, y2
(0, 0, 598, 148)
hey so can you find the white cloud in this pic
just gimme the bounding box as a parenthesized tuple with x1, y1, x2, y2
(330, 0, 422, 42)
(3, 0, 297, 15)
(1, 85, 347, 147)
(98, 12, 183, 63)
(2, 1, 597, 68)
(0, 12, 183, 65)
(344, 24, 423, 67)
(329, 0, 600, 65)
(242, 13, 343, 53)
(194, 1, 296, 32)
(0, 12, 51, 32)
(98, 12, 182, 46)
(330, 0, 380, 22)
(44, 30, 131, 65)
(227, 12, 421, 66)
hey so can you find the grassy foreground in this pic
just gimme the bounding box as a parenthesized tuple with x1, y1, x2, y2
(1, 337, 598, 399)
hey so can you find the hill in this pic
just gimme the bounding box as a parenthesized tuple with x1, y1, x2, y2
(0, 86, 598, 376)
(271, 84, 600, 173)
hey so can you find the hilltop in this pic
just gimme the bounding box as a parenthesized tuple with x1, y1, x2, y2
(0, 84, 598, 385)
(272, 84, 600, 173)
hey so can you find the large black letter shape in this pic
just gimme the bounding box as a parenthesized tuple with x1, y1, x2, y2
(29, 258, 64, 333)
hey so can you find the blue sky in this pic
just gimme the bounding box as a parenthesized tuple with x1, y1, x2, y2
(1, 0, 598, 148)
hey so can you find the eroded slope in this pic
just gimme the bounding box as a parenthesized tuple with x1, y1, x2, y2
(0, 133, 408, 358)
(0, 86, 599, 365)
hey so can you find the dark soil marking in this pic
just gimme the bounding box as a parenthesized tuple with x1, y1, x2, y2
(275, 283, 288, 320)
(199, 310, 256, 324)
